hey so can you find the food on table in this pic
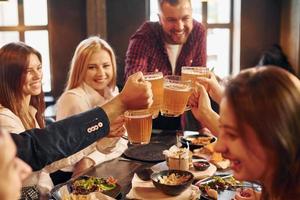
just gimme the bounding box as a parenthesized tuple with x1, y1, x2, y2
(240, 190, 252, 197)
(158, 173, 192, 185)
(181, 134, 217, 150)
(163, 145, 192, 170)
(197, 175, 240, 199)
(194, 143, 230, 169)
(206, 188, 218, 199)
(192, 160, 210, 171)
(234, 188, 261, 200)
(151, 170, 194, 196)
(186, 136, 213, 146)
(71, 176, 117, 195)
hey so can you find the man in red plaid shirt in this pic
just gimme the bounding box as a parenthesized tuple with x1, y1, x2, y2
(124, 0, 207, 130)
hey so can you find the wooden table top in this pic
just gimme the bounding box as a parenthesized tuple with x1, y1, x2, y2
(85, 130, 178, 199)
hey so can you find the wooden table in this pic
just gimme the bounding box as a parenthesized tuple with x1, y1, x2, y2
(49, 130, 240, 200)
(85, 130, 178, 199)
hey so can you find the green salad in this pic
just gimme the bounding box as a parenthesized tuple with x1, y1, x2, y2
(71, 176, 117, 195)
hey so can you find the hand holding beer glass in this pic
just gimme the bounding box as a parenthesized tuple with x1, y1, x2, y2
(181, 66, 209, 88)
(161, 75, 192, 117)
(124, 109, 153, 145)
(144, 72, 164, 118)
(181, 67, 209, 110)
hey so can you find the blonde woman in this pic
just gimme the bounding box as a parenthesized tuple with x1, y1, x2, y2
(55, 36, 128, 177)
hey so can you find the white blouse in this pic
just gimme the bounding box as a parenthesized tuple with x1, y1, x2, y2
(55, 83, 128, 171)
(0, 104, 54, 192)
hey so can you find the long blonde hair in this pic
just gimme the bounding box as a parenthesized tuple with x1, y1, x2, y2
(65, 36, 117, 91)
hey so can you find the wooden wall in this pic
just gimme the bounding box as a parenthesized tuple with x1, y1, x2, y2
(240, 0, 282, 69)
(48, 0, 87, 98)
(280, 0, 300, 74)
(106, 0, 148, 88)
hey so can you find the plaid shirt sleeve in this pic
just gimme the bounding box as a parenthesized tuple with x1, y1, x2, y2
(124, 36, 150, 80)
(191, 21, 207, 67)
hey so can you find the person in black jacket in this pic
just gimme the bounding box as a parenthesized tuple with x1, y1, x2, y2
(0, 71, 152, 200)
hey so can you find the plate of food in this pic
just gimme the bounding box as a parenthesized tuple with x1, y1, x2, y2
(50, 175, 121, 200)
(196, 175, 261, 200)
(181, 134, 216, 150)
(193, 143, 230, 170)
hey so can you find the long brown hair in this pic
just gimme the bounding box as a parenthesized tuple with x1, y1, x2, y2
(224, 66, 300, 199)
(65, 36, 117, 91)
(0, 42, 45, 129)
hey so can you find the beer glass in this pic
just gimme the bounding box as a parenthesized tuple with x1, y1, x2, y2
(181, 67, 209, 110)
(161, 75, 192, 117)
(124, 109, 153, 144)
(181, 66, 209, 88)
(144, 72, 164, 118)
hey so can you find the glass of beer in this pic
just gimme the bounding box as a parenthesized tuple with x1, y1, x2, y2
(124, 109, 153, 145)
(181, 66, 209, 88)
(181, 67, 209, 110)
(144, 72, 164, 118)
(161, 75, 192, 117)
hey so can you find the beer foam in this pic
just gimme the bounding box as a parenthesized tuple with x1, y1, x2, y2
(144, 74, 163, 80)
(182, 70, 207, 75)
(183, 71, 201, 75)
(164, 83, 191, 91)
(126, 113, 152, 118)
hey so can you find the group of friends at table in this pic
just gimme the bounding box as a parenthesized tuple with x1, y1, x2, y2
(0, 0, 299, 199)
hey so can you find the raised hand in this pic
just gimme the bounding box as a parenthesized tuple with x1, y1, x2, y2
(196, 71, 223, 104)
(119, 72, 153, 110)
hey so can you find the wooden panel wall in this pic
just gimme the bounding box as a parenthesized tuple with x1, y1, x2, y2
(240, 0, 282, 69)
(280, 0, 300, 75)
(48, 0, 87, 98)
(106, 0, 148, 88)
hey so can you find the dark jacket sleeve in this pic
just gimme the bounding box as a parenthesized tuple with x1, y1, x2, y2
(11, 107, 110, 171)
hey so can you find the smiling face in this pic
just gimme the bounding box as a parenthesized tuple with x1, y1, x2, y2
(83, 49, 113, 95)
(22, 53, 43, 98)
(158, 0, 193, 44)
(214, 98, 268, 182)
(0, 131, 32, 200)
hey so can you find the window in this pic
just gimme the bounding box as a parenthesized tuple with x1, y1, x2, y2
(0, 0, 51, 92)
(150, 0, 234, 78)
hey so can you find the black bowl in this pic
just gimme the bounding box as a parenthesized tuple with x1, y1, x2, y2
(151, 170, 194, 196)
(193, 161, 210, 171)
(181, 134, 216, 150)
